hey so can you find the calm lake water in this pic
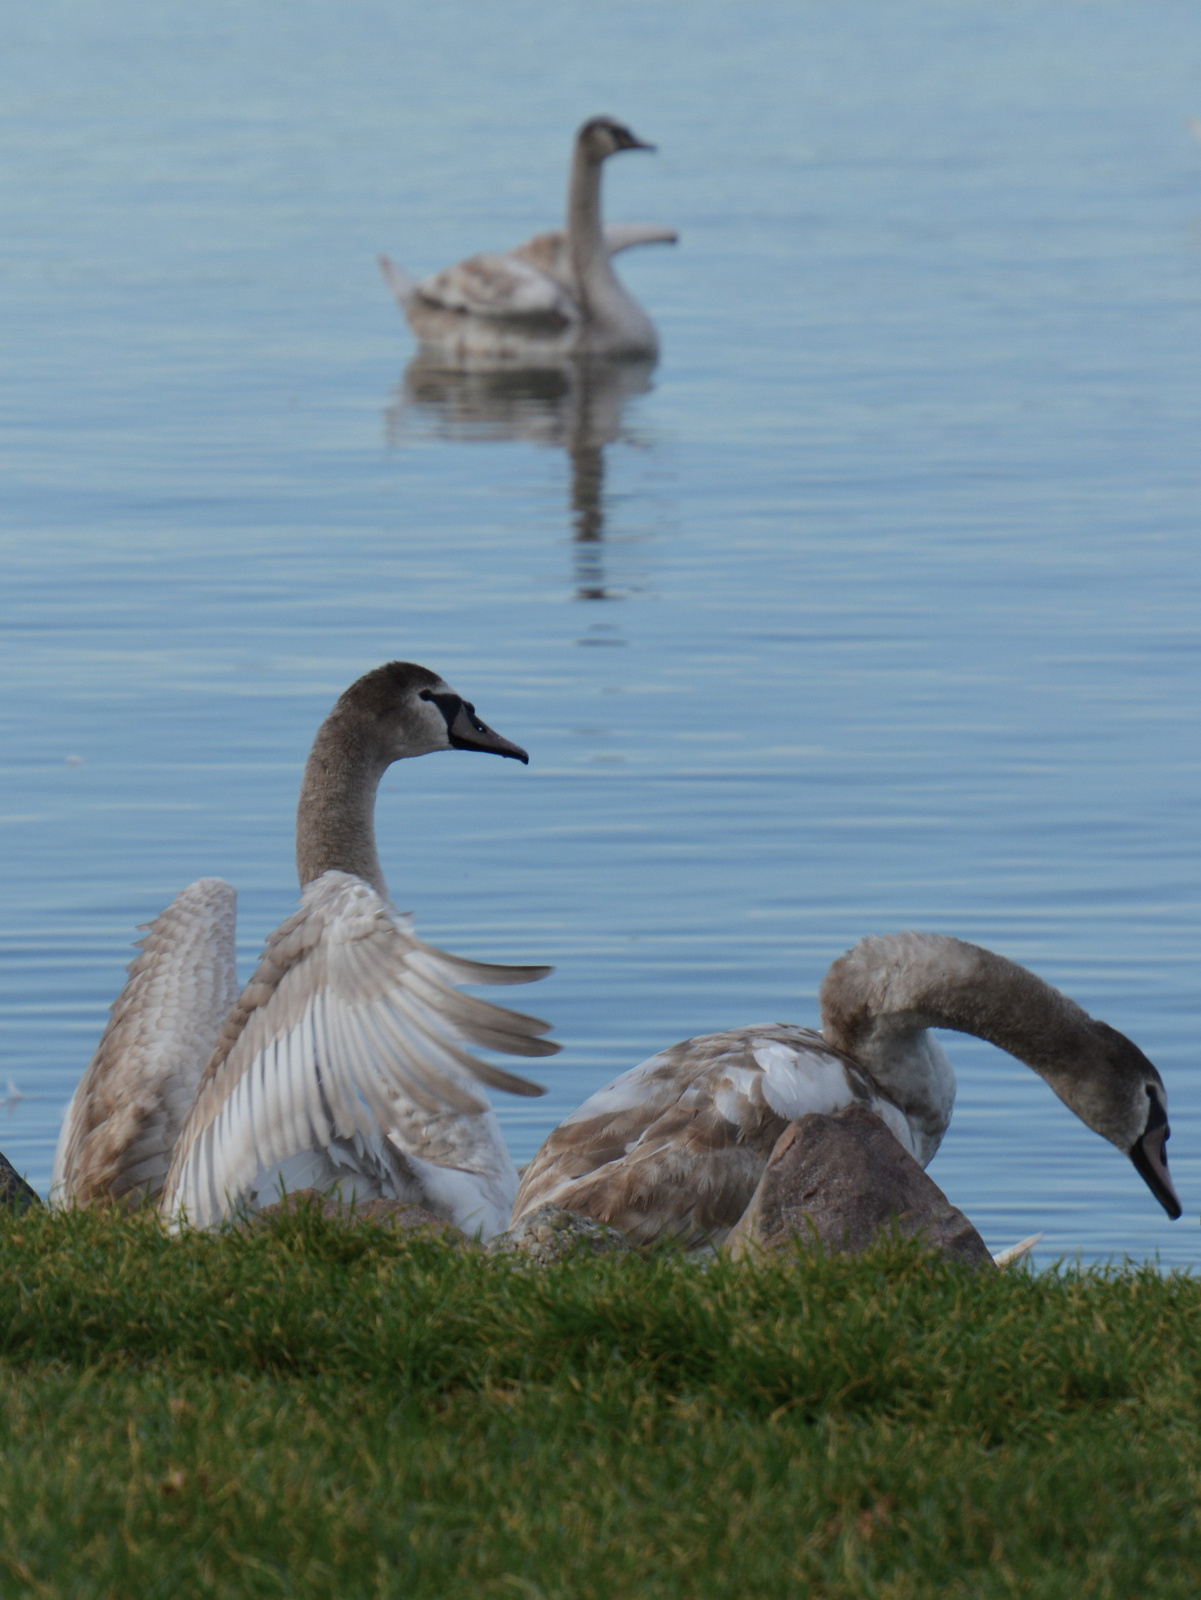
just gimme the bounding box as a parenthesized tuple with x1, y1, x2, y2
(3, 0, 1201, 1265)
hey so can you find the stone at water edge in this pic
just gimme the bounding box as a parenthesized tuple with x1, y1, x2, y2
(0, 1150, 41, 1214)
(487, 1204, 632, 1265)
(724, 1104, 994, 1269)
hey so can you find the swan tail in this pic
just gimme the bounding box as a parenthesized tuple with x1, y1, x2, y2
(378, 253, 418, 309)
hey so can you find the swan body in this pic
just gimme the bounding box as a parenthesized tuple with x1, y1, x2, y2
(52, 662, 558, 1237)
(512, 932, 1180, 1247)
(380, 118, 673, 361)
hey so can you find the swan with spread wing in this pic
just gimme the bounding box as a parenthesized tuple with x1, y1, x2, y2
(51, 662, 558, 1236)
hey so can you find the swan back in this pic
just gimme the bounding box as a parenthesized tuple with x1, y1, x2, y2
(51, 878, 237, 1207)
(511, 1024, 913, 1247)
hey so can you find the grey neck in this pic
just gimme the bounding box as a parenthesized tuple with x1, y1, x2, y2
(565, 145, 651, 348)
(295, 712, 390, 898)
(818, 933, 1095, 1159)
(566, 145, 611, 304)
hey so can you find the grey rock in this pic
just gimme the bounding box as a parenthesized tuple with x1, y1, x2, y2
(724, 1104, 994, 1270)
(487, 1204, 632, 1265)
(0, 1150, 41, 1214)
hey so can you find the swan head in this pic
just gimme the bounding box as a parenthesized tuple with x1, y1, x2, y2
(577, 117, 655, 162)
(1054, 1022, 1181, 1219)
(818, 932, 1183, 1220)
(338, 661, 530, 766)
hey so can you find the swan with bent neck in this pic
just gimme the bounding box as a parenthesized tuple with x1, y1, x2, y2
(511, 931, 1181, 1246)
(51, 662, 558, 1235)
(379, 117, 674, 361)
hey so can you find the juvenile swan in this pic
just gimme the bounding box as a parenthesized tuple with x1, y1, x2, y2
(511, 933, 1181, 1246)
(379, 117, 674, 361)
(52, 663, 558, 1236)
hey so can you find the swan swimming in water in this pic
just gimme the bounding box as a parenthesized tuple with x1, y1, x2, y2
(511, 932, 1181, 1247)
(51, 662, 558, 1236)
(379, 117, 675, 361)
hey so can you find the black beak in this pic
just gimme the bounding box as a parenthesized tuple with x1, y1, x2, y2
(445, 699, 529, 764)
(621, 132, 655, 152)
(1130, 1117, 1182, 1220)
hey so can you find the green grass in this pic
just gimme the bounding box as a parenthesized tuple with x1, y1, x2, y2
(0, 1206, 1198, 1598)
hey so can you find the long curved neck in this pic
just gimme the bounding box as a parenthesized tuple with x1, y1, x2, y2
(819, 933, 1095, 1160)
(565, 143, 654, 352)
(295, 711, 389, 898)
(566, 143, 613, 305)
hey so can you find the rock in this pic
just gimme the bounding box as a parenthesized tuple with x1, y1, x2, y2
(487, 1204, 632, 1265)
(0, 1150, 41, 1215)
(237, 1190, 464, 1241)
(724, 1105, 994, 1269)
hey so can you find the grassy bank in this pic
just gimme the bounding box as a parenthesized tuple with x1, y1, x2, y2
(0, 1207, 1197, 1598)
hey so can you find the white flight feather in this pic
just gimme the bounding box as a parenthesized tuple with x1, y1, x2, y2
(161, 870, 549, 1230)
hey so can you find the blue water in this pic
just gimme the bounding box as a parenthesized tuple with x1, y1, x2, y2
(3, 0, 1201, 1264)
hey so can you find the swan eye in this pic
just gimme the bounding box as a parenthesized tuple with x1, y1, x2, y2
(1144, 1085, 1168, 1134)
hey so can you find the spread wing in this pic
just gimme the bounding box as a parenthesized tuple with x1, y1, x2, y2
(160, 870, 556, 1228)
(51, 879, 238, 1207)
(415, 252, 576, 328)
(512, 1025, 909, 1247)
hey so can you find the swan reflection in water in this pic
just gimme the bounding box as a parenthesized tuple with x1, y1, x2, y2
(384, 354, 656, 601)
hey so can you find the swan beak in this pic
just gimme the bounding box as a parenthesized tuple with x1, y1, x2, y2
(1130, 1122, 1182, 1219)
(447, 702, 529, 764)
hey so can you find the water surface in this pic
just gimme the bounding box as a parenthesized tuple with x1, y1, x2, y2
(3, 0, 1201, 1264)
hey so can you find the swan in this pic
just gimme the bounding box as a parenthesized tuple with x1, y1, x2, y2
(511, 932, 1181, 1247)
(379, 117, 674, 361)
(52, 661, 559, 1236)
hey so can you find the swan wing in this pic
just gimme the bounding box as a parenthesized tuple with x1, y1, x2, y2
(416, 252, 576, 327)
(603, 222, 679, 254)
(160, 870, 556, 1228)
(509, 225, 679, 292)
(51, 878, 238, 1207)
(511, 1025, 912, 1247)
(509, 230, 571, 285)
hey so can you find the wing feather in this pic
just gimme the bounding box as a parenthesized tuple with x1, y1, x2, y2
(366, 1001, 486, 1113)
(300, 1009, 334, 1150)
(396, 971, 557, 1058)
(321, 992, 375, 1137)
(161, 871, 557, 1227)
(416, 253, 574, 327)
(408, 944, 553, 989)
(511, 1025, 906, 1247)
(51, 879, 238, 1208)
